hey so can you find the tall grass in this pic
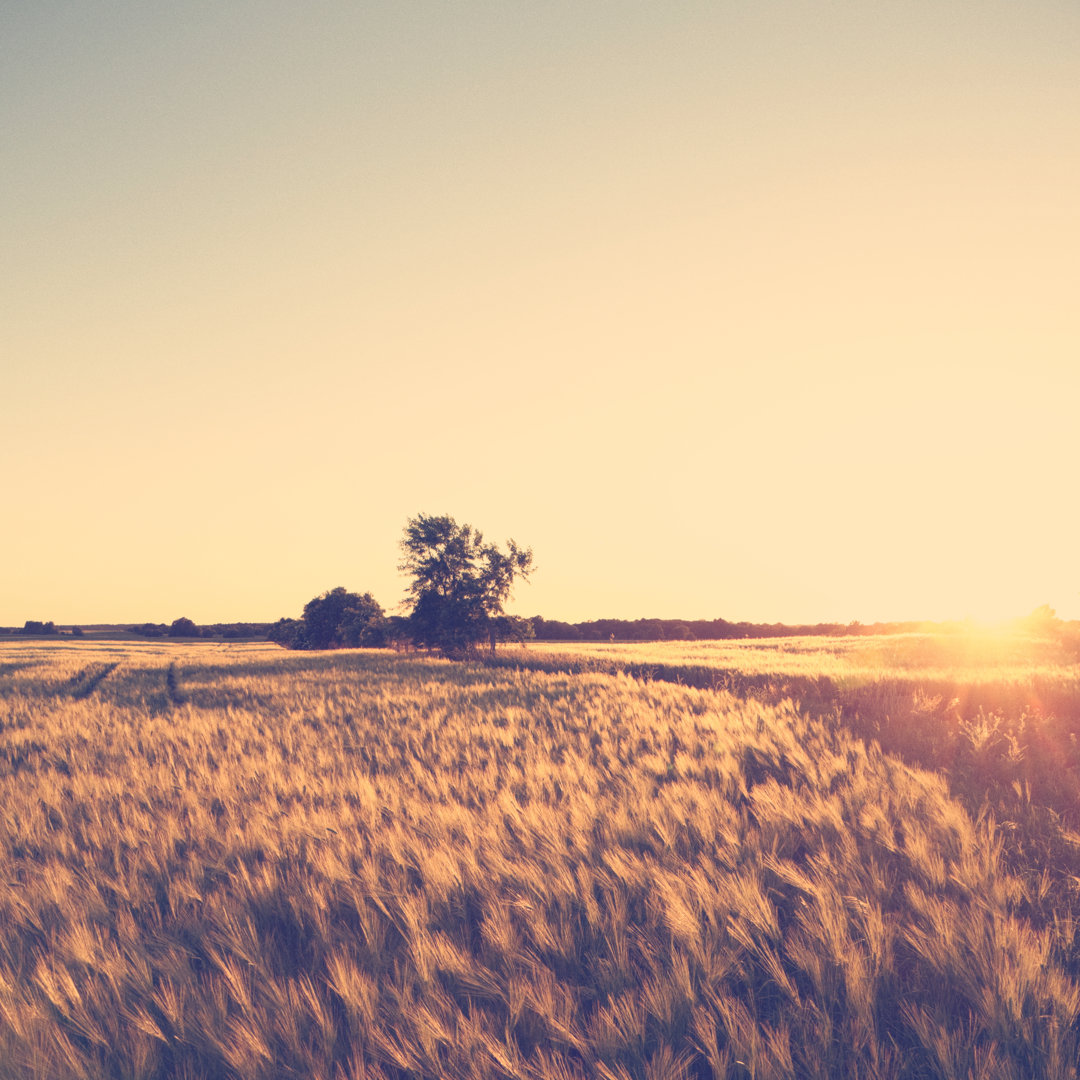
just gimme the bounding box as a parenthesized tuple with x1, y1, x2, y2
(494, 634, 1080, 817)
(0, 641, 1078, 1077)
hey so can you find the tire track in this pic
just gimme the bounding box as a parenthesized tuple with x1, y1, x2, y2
(68, 662, 121, 699)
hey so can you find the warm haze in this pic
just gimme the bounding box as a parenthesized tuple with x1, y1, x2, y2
(3, 1, 1078, 627)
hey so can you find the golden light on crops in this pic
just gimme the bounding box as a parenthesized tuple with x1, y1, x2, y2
(2, 634, 1079, 1075)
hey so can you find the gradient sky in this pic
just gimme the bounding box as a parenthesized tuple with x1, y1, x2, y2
(3, 1, 1078, 626)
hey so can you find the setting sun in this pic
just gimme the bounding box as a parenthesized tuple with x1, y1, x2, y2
(5, 5, 1080, 1075)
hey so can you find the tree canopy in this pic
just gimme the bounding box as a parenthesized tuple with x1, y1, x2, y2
(269, 588, 386, 650)
(303, 587, 386, 649)
(399, 513, 533, 656)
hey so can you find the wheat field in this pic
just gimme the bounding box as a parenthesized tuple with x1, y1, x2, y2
(2, 637, 1079, 1078)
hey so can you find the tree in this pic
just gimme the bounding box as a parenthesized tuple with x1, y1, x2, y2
(168, 617, 199, 638)
(1021, 604, 1060, 635)
(399, 513, 533, 656)
(302, 587, 386, 648)
(267, 617, 307, 649)
(269, 589, 386, 650)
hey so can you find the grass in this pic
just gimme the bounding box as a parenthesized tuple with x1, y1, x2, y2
(1, 636, 1079, 1078)
(493, 632, 1080, 813)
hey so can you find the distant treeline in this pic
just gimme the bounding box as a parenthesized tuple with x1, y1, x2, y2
(0, 621, 82, 637)
(528, 615, 923, 641)
(2, 606, 1065, 646)
(0, 619, 267, 639)
(127, 618, 271, 640)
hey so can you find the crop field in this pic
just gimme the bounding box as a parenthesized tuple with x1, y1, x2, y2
(2, 636, 1080, 1079)
(526, 630, 1080, 680)
(498, 634, 1080, 817)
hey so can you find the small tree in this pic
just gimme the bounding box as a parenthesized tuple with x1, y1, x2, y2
(267, 617, 307, 649)
(302, 587, 386, 648)
(399, 513, 533, 656)
(269, 589, 386, 650)
(168, 617, 199, 638)
(494, 614, 535, 646)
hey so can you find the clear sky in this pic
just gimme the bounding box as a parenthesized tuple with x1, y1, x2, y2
(3, 1, 1078, 627)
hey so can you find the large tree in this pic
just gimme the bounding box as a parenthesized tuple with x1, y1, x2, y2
(399, 513, 533, 656)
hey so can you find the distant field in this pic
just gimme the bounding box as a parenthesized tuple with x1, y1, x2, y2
(526, 629, 1080, 679)
(2, 637, 1080, 1078)
(500, 633, 1080, 817)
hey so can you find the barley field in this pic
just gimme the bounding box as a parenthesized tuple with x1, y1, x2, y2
(2, 636, 1080, 1078)
(497, 633, 1080, 816)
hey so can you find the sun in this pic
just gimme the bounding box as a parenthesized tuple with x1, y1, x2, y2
(951, 593, 1060, 631)
(950, 606, 1062, 658)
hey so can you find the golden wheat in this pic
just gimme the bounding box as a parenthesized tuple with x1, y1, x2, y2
(0, 638, 1078, 1078)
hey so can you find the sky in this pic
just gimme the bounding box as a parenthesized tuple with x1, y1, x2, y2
(3, 1, 1078, 627)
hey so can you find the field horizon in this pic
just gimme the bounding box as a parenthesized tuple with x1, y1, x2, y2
(4, 602, 1076, 642)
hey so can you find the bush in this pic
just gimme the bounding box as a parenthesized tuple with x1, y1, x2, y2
(267, 618, 308, 649)
(270, 590, 386, 651)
